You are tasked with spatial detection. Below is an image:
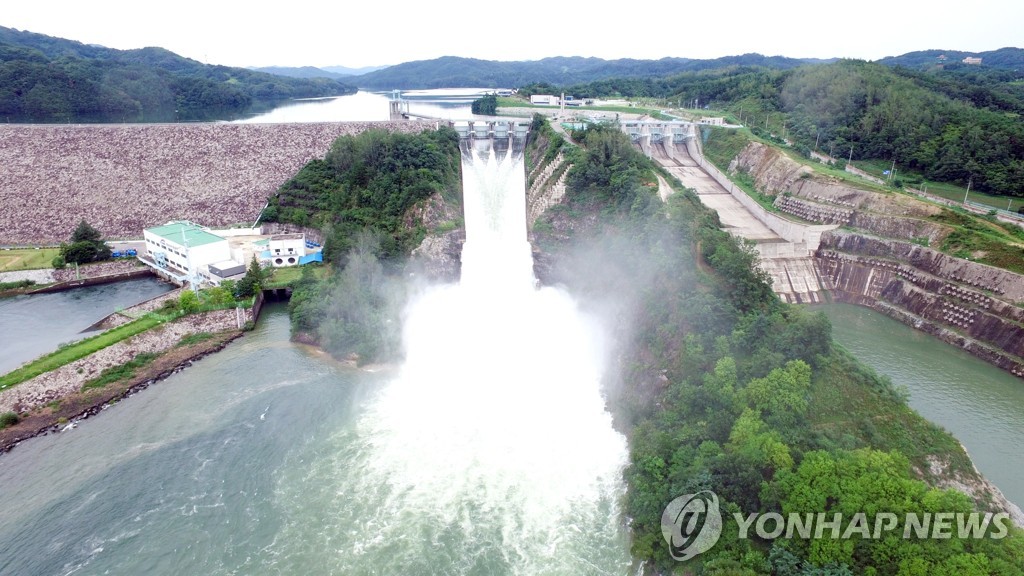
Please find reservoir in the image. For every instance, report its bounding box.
[233,89,492,123]
[817,303,1024,508]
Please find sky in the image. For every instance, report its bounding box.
[3,0,1022,70]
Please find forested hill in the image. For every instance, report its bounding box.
[0,26,357,122]
[550,57,1023,197]
[352,54,829,89]
[877,47,1024,69]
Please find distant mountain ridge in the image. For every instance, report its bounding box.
[0,25,358,122]
[251,66,350,79]
[321,64,390,76]
[351,54,834,89]
[877,47,1024,69]
[250,64,390,79]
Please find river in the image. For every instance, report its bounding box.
[0,278,173,375]
[0,142,632,575]
[817,303,1024,508]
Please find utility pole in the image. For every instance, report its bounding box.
[963,178,972,204]
[848,146,853,166]
[814,131,820,151]
[888,158,896,182]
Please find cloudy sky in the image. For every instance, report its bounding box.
[3,0,1021,69]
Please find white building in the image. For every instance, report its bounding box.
[142,221,232,285]
[262,233,306,267]
[530,94,557,105]
[699,117,725,126]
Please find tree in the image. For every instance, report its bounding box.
[178,289,200,314]
[71,219,103,243]
[471,93,497,115]
[60,219,111,264]
[745,360,812,427]
[235,255,264,298]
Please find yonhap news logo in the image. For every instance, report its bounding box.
[661,489,1012,562]
[660,490,723,561]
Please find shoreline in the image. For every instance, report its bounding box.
[0,330,242,454]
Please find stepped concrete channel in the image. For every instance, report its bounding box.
[634,124,834,303]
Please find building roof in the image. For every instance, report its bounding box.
[146,221,225,248]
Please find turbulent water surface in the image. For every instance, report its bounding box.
[0,141,631,575]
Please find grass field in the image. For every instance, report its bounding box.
[853,160,1022,213]
[0,247,60,272]
[263,265,329,289]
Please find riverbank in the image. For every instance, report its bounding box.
[0,259,160,298]
[0,330,242,453]
[0,309,249,413]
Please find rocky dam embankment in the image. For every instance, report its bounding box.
[0,121,434,246]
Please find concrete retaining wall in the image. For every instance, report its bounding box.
[209,227,263,237]
[685,138,835,252]
[28,269,156,294]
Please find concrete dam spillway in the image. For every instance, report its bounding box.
[636,123,832,304]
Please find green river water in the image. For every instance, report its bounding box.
[816,303,1024,510]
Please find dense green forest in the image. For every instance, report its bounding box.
[536,59,1024,196]
[264,127,462,362]
[530,122,1024,574]
[0,25,356,122]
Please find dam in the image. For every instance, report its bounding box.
[0,121,434,246]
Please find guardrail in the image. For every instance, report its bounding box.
[965,200,1024,222]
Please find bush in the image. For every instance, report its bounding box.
[0,411,19,429]
[0,279,35,291]
[178,290,200,314]
[51,254,66,269]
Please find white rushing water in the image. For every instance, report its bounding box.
[277,138,631,574]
